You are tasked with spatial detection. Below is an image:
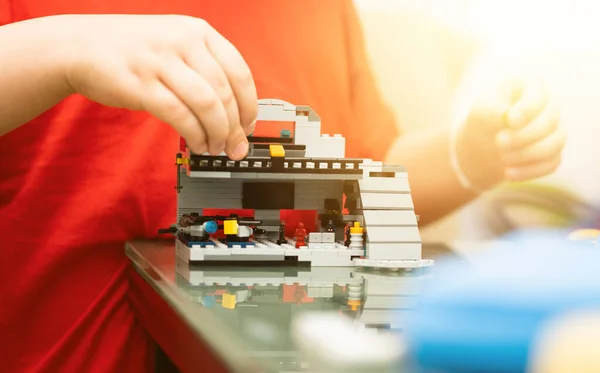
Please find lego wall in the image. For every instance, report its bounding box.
[355,0,600,241]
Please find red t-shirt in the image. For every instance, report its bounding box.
[0,1,398,372]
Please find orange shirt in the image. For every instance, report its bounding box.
[0,1,398,372]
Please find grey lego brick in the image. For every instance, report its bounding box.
[359,193,415,210]
[200,254,285,262]
[362,210,418,226]
[358,178,411,194]
[365,226,421,243]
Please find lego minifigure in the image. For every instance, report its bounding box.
[295,222,307,248]
[344,222,352,247]
[277,220,287,245]
[326,219,335,233]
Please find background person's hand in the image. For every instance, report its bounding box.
[454,77,565,190]
[59,14,257,159]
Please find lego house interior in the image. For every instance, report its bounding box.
[162,99,433,269]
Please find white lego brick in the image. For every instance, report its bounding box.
[360,193,414,210]
[366,242,422,260]
[320,287,335,298]
[297,250,312,262]
[257,105,298,121]
[284,249,300,256]
[359,161,383,176]
[236,290,250,302]
[188,171,233,178]
[362,210,418,226]
[363,295,418,309]
[189,247,205,261]
[307,286,324,298]
[230,248,285,256]
[321,232,335,243]
[361,274,432,296]
[308,243,336,249]
[358,177,410,193]
[175,240,191,262]
[366,226,421,243]
[200,248,232,256]
[258,99,296,111]
[309,250,354,267]
[295,123,321,146]
[309,232,323,243]
[309,135,345,158]
[354,258,434,269]
[349,249,365,256]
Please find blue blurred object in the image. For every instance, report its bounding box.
[203,295,216,308]
[403,230,600,373]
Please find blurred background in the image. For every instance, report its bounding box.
[354,0,600,242]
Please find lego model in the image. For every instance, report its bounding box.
[164,99,433,269]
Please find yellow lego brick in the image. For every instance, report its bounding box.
[222,293,236,309]
[176,157,189,165]
[350,222,364,234]
[568,229,600,242]
[269,144,285,158]
[223,220,238,235]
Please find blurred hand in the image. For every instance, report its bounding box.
[455,77,565,190]
[60,14,257,159]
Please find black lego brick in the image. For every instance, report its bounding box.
[242,182,295,209]
[188,155,364,175]
[369,171,396,178]
[247,136,294,144]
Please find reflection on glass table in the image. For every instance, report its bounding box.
[127,241,456,373]
[179,263,434,372]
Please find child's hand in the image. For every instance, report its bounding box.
[454,78,565,190]
[61,14,258,159]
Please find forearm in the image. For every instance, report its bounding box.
[0,16,73,135]
[384,128,479,226]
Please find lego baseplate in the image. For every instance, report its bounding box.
[176,239,435,269]
[176,238,365,267]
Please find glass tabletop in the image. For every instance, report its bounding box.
[126,240,461,373]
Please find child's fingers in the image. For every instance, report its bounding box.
[186,47,242,153]
[205,28,258,131]
[142,79,208,155]
[504,154,561,181]
[500,126,566,166]
[159,57,228,155]
[506,79,549,130]
[496,99,560,151]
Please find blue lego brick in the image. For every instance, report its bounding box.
[225,242,256,248]
[187,241,216,248]
[402,229,600,373]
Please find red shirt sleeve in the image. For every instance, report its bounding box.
[342,1,400,161]
[0,0,12,25]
